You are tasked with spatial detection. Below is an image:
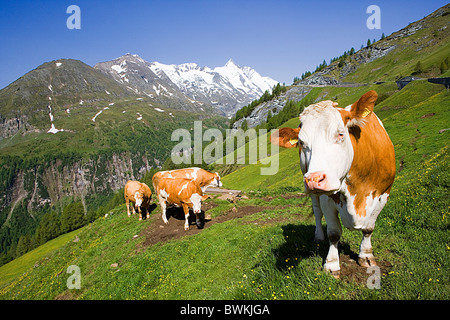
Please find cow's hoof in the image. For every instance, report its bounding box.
[358,256,377,268]
[330,270,340,279]
[324,263,340,279]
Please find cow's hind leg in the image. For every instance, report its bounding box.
[159,197,169,224]
[358,196,386,267]
[358,230,376,267]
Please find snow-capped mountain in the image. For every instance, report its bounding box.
[94,54,213,114]
[95,54,278,116]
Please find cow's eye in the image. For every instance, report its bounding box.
[336,132,345,143]
[298,139,304,147]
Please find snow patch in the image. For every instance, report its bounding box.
[56,62,62,67]
[47,123,64,134]
[92,106,110,122]
[154,107,165,112]
[111,64,126,73]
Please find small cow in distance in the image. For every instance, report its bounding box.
[271,91,396,278]
[155,177,209,231]
[124,180,152,221]
[152,167,222,194]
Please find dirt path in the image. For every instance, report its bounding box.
[139,201,276,248]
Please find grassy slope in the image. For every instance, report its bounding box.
[1,81,448,300]
[343,9,450,83]
[0,228,83,288]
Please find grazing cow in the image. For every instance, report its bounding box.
[124,180,152,221]
[155,177,209,231]
[152,167,222,193]
[271,91,396,278]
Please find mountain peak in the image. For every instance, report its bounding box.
[225,58,237,67]
[119,53,145,63]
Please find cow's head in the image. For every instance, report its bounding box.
[134,191,144,207]
[214,172,222,187]
[271,90,378,194]
[189,193,210,214]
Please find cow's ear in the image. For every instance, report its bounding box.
[344,90,378,127]
[201,194,210,201]
[270,127,301,148]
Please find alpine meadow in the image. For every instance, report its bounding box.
[0,2,449,305]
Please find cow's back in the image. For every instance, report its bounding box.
[153,168,215,187]
[125,180,141,199]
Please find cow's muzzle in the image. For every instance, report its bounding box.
[304,172,329,192]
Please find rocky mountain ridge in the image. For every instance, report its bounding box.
[233,3,449,129]
[95,54,278,117]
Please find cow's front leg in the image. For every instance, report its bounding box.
[182,203,190,231]
[324,235,341,279]
[311,194,324,241]
[321,199,342,278]
[126,198,131,217]
[138,206,143,221]
[358,230,376,267]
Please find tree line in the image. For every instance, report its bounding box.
[0,190,125,266]
[294,33,387,84]
[230,83,287,127]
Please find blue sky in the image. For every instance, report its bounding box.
[0,0,447,89]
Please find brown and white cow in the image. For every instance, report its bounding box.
[271,91,396,278]
[155,177,209,231]
[152,167,222,193]
[124,180,152,221]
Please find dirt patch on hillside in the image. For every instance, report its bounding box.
[138,203,277,248]
[339,254,393,285]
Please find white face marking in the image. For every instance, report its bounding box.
[216,174,223,187]
[299,103,354,192]
[134,191,143,207]
[189,193,202,213]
